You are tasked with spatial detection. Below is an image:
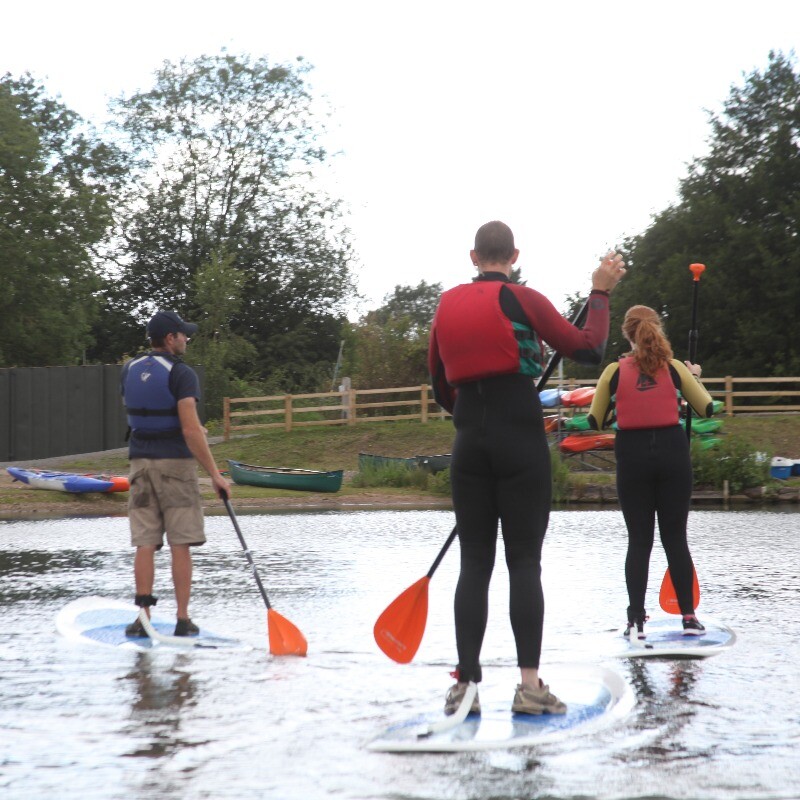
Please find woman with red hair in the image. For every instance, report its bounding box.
[588,305,713,639]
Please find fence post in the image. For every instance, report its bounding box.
[223,397,231,441]
[339,376,351,420]
[347,387,356,424]
[284,394,293,432]
[725,376,733,416]
[420,384,429,423]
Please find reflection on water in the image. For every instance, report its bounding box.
[124,653,198,759]
[0,508,799,799]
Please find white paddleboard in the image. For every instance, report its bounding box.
[367,663,634,753]
[56,596,242,650]
[614,616,736,659]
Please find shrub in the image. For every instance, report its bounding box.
[351,462,429,489]
[551,447,572,503]
[691,436,770,492]
[426,468,452,495]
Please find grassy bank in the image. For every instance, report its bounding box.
[1,415,798,512]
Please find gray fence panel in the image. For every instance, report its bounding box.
[12,370,34,461]
[1,364,206,461]
[0,372,10,461]
[104,366,128,450]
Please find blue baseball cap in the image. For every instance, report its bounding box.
[146,310,198,339]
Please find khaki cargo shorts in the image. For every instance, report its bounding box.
[128,458,206,548]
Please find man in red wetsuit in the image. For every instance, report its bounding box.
[428,220,625,716]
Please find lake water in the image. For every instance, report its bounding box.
[1,506,799,800]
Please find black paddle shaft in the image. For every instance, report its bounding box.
[425,296,591,578]
[223,495,273,610]
[686,278,702,441]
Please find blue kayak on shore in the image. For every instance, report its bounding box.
[6,466,128,493]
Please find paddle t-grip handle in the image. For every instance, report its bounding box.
[689,263,705,281]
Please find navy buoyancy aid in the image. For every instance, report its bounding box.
[614,357,680,429]
[124,354,182,439]
[433,281,541,385]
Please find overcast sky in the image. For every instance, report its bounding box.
[3,1,799,318]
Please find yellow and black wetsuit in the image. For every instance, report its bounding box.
[588,357,713,621]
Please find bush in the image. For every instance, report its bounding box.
[351,462,430,489]
[691,436,770,492]
[551,447,572,503]
[426,467,452,495]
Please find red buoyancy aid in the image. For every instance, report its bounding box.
[614,357,680,429]
[433,281,526,385]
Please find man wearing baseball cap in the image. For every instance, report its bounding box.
[120,310,230,637]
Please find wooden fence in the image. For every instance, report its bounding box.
[222,376,800,439]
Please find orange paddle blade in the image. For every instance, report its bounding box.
[659,567,701,614]
[267,608,308,656]
[373,576,430,663]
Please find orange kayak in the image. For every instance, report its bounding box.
[559,433,616,453]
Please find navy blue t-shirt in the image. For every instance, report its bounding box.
[121,352,200,460]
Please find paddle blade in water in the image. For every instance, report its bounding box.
[267,608,308,656]
[659,567,701,614]
[373,576,430,664]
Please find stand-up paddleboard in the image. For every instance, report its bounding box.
[56,596,243,650]
[367,664,634,753]
[614,616,736,659]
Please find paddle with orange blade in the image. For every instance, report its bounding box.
[222,493,307,656]
[374,526,458,663]
[373,299,591,663]
[662,262,706,612]
[659,566,700,614]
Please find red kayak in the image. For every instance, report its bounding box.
[559,433,616,453]
[560,387,596,408]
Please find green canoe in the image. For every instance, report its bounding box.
[227,460,343,493]
[358,452,418,471]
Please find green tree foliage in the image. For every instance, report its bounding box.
[0,74,124,366]
[608,51,800,377]
[187,250,257,418]
[345,281,443,388]
[102,52,355,385]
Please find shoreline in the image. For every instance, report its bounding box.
[3,449,797,519]
[1,482,796,520]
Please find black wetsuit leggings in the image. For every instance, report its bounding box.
[450,373,551,683]
[615,425,697,619]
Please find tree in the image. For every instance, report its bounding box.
[345,281,443,388]
[103,52,355,386]
[187,250,257,418]
[0,74,124,367]
[608,51,800,377]
[368,280,443,335]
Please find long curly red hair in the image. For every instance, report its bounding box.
[622,305,673,377]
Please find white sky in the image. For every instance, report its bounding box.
[3,1,799,319]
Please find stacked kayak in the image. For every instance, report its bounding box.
[563,413,591,432]
[7,467,129,493]
[560,434,616,454]
[560,387,596,407]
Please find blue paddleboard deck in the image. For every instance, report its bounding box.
[615,616,736,659]
[56,596,242,650]
[367,664,634,753]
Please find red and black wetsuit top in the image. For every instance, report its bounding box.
[428,272,610,412]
